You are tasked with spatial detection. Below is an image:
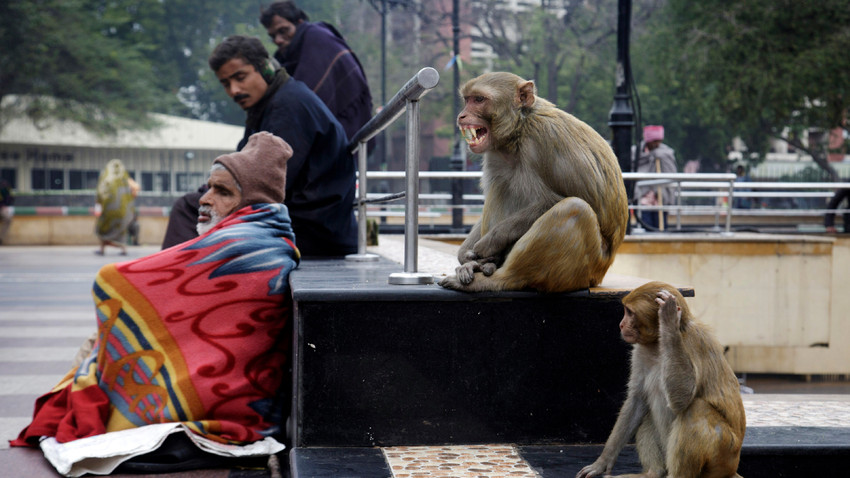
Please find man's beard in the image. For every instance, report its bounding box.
[196,205,223,236]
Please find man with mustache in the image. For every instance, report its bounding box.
[162,35,357,258]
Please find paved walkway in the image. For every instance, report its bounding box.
[2,243,849,478]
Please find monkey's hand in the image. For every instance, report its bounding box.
[455,260,480,285]
[436,262,480,290]
[576,459,612,478]
[460,251,500,277]
[471,228,511,262]
[656,289,682,333]
[438,258,500,290]
[456,258,498,284]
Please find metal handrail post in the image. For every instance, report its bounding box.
[405,100,420,271]
[346,141,379,262]
[388,99,433,284]
[724,178,734,234]
[675,181,682,230]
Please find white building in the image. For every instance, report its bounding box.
[0,108,243,195]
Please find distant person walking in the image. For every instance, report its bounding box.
[733,164,752,209]
[825,188,850,233]
[95,159,139,255]
[0,179,13,244]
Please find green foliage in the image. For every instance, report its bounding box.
[0,0,271,131]
[629,2,736,171]
[464,0,656,142]
[0,0,165,134]
[651,0,850,175]
[4,0,846,179]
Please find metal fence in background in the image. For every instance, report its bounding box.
[355,170,850,236]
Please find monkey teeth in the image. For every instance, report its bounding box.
[460,125,487,147]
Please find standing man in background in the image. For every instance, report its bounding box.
[634,125,678,231]
[260,1,373,142]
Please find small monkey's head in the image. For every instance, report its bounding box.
[620,281,690,345]
[457,72,537,154]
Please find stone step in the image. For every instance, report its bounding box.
[289,257,663,448]
[291,427,850,478]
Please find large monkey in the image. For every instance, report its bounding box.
[438,72,628,292]
[577,282,746,478]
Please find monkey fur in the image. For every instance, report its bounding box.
[439,72,628,292]
[577,281,746,478]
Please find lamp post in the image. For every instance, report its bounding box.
[608,0,635,231]
[369,0,415,172]
[450,0,465,232]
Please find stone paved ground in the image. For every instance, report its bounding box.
[369,235,850,476]
[742,393,850,427]
[2,242,849,478]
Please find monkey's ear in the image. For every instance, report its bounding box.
[517,81,536,109]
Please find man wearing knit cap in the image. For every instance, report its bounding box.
[198,132,293,235]
[13,132,301,473]
[634,125,678,230]
[162,35,357,257]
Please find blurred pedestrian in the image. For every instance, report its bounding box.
[0,179,14,244]
[260,1,373,142]
[825,188,850,233]
[733,164,752,209]
[95,159,139,255]
[634,125,678,230]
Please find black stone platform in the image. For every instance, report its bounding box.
[289,257,683,448]
[520,427,850,477]
[290,427,850,478]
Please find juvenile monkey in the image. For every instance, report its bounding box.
[438,72,628,292]
[577,281,746,478]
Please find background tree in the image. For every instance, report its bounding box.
[629,1,735,172]
[0,0,165,134]
[5,0,847,181]
[653,0,850,178]
[464,0,663,137]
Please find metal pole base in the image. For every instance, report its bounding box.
[345,253,380,262]
[388,272,434,285]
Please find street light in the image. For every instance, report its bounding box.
[367,0,415,172]
[450,0,465,232]
[608,0,635,231]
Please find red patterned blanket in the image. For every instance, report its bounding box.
[13,203,300,447]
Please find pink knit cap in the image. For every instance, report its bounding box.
[214,132,293,208]
[643,125,664,143]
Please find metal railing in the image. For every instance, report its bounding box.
[346,67,440,285]
[355,170,850,235]
[626,172,736,233]
[630,175,850,233]
[344,72,849,276]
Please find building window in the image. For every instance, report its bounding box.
[69,170,100,190]
[141,171,171,193]
[176,172,205,193]
[31,169,65,190]
[49,170,64,189]
[0,168,15,188]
